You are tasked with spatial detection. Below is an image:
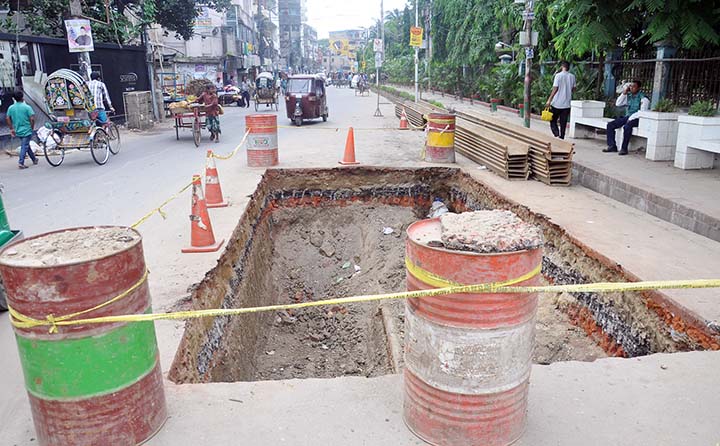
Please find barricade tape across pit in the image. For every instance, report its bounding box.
[129,129,251,229]
[7,257,720,333]
[129,120,425,229]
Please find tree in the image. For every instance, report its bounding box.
[2,0,231,44]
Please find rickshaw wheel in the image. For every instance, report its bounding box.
[294,117,302,127]
[193,119,201,147]
[107,123,121,154]
[42,130,65,167]
[91,128,110,165]
[323,115,327,122]
[254,101,258,112]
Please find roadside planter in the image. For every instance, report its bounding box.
[674,115,720,169]
[490,98,501,112]
[636,110,679,161]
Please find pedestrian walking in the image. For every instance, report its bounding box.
[6,91,38,169]
[198,85,221,143]
[545,61,575,139]
[240,77,251,108]
[604,80,650,156]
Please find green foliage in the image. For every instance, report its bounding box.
[652,98,677,112]
[2,0,231,44]
[427,99,446,109]
[688,100,718,117]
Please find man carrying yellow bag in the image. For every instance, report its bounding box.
[545,61,576,139]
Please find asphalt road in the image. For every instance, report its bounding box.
[0,86,373,237]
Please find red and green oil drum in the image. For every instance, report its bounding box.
[424,113,456,163]
[246,114,279,167]
[403,217,543,446]
[0,226,167,446]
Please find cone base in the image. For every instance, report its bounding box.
[338,160,360,165]
[181,239,225,253]
[206,201,229,208]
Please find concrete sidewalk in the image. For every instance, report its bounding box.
[393,85,720,242]
[4,351,716,445]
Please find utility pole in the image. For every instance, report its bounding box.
[522,0,534,128]
[425,1,432,92]
[414,0,419,102]
[373,0,384,117]
[257,0,265,72]
[69,0,91,80]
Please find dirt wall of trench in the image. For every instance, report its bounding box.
[168,166,718,384]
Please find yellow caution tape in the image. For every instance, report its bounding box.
[131,129,253,229]
[7,264,720,332]
[405,257,541,290]
[130,182,193,229]
[210,129,251,160]
[9,269,149,333]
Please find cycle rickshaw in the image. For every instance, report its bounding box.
[40,69,120,166]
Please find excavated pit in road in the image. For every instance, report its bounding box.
[168,167,705,384]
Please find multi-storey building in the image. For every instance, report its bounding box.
[278,0,304,73]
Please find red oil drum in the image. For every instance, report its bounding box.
[403,217,543,446]
[0,226,167,446]
[245,114,279,167]
[425,113,456,163]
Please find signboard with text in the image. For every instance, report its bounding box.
[409,27,423,47]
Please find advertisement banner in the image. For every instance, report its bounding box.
[409,26,423,47]
[65,19,94,53]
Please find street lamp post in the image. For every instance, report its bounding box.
[495,42,515,62]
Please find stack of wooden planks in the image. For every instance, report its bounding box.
[455,121,530,180]
[455,110,574,186]
[393,100,439,128]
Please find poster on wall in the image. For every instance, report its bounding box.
[65,19,94,53]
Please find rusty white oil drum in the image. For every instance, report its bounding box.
[245,114,279,167]
[424,113,456,163]
[403,216,543,446]
[0,226,167,446]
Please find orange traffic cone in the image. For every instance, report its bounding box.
[204,150,229,208]
[399,108,409,130]
[182,174,225,253]
[339,127,360,165]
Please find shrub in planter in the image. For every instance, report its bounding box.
[688,100,718,117]
[652,98,677,113]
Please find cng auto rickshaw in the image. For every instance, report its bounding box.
[284,75,329,126]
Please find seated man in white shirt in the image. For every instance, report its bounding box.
[604,80,650,156]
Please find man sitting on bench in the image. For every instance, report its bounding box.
[604,80,650,156]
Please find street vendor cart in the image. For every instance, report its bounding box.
[169,101,207,147]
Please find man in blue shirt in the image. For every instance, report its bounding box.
[605,80,650,156]
[5,91,38,169]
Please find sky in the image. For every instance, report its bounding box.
[305,0,410,39]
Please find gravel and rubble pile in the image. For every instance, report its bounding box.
[0,227,139,267]
[439,210,543,253]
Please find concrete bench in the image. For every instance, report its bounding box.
[674,115,720,169]
[569,101,645,152]
[569,101,681,160]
